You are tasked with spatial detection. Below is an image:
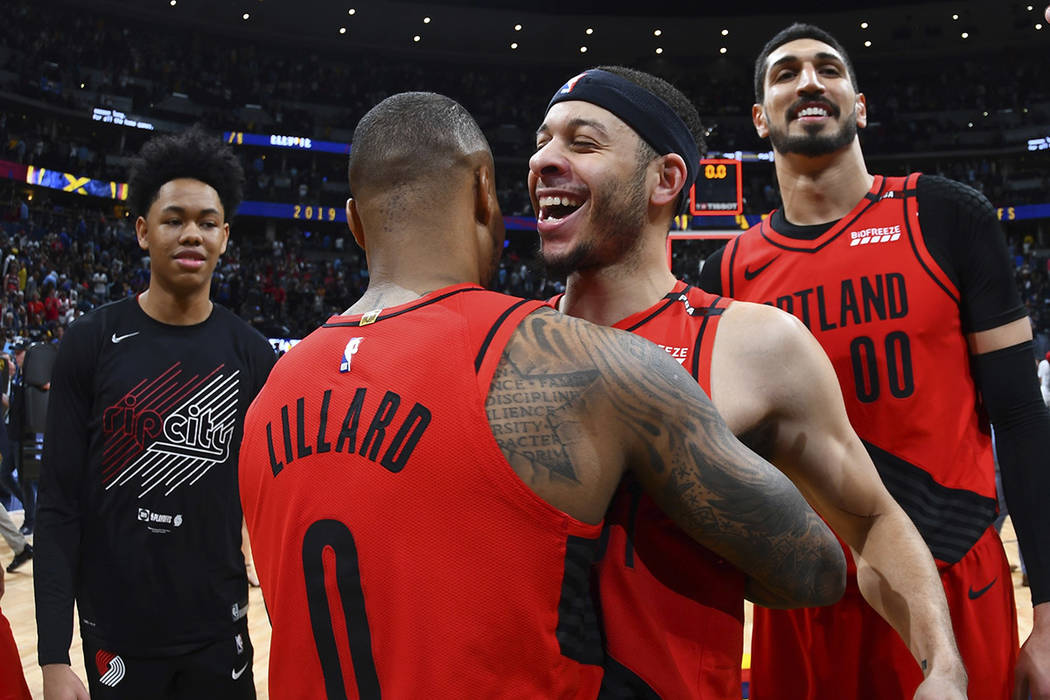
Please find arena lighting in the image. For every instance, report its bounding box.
[348,8,355,14]
[861,21,869,28]
[719,47,727,53]
[1038,23,1044,29]
[169,0,176,5]
[656,47,663,54]
[423,16,430,23]
[242,12,249,20]
[721,28,728,35]
[580,45,587,52]
[510,42,518,49]
[413,35,421,42]
[952,13,959,19]
[864,40,872,46]
[653,29,662,36]
[585,28,593,34]
[961,31,969,38]
[514,23,522,31]
[339,27,346,34]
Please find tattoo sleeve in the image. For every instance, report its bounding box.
[488,308,845,608]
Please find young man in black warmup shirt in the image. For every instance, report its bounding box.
[34,127,276,700]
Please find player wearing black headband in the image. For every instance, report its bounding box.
[531,66,966,698]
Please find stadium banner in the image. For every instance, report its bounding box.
[997,204,1050,222]
[0,160,28,182]
[25,165,128,200]
[224,131,350,154]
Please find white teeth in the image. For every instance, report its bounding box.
[798,106,829,117]
[539,195,581,207]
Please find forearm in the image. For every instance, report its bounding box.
[973,341,1050,605]
[852,508,963,681]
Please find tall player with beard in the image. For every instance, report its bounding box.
[34,127,275,700]
[238,92,847,699]
[530,66,966,698]
[699,23,1050,699]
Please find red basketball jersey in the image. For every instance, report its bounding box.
[720,174,997,564]
[240,284,606,699]
[557,282,745,699]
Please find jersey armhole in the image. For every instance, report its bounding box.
[474,299,547,394]
[904,172,961,305]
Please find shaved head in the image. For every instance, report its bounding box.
[348,92,492,199]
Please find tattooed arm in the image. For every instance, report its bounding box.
[487,307,845,608]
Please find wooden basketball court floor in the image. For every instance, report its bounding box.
[4,511,1034,699]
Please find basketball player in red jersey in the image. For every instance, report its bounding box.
[0,570,32,700]
[239,92,846,699]
[530,66,966,698]
[698,23,1050,699]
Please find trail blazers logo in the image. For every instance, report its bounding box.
[96,650,125,687]
[102,362,240,497]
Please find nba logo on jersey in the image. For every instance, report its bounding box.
[340,337,364,373]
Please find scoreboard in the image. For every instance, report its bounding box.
[689,158,742,216]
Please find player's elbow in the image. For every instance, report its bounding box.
[804,537,847,606]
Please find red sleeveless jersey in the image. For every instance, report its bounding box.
[720,173,997,565]
[240,284,605,699]
[555,282,744,699]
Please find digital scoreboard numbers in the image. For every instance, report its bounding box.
[689,159,743,216]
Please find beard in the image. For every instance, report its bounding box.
[768,106,858,157]
[538,161,649,279]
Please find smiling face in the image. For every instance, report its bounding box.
[754,38,866,158]
[136,178,229,299]
[528,101,651,278]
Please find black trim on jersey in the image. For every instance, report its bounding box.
[322,287,484,328]
[689,295,724,382]
[623,479,643,568]
[556,534,604,668]
[862,439,997,564]
[598,656,664,699]
[474,298,534,374]
[902,192,960,306]
[621,291,685,333]
[726,237,740,299]
[760,192,883,254]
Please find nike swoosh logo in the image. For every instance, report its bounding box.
[111,332,140,344]
[743,255,780,281]
[968,576,997,600]
[232,662,249,680]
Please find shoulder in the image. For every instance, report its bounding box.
[511,305,682,381]
[61,298,132,347]
[916,174,996,220]
[713,301,829,400]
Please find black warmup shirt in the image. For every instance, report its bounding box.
[35,296,275,664]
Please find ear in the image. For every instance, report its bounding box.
[474,163,497,226]
[219,222,229,256]
[135,216,149,251]
[346,198,365,249]
[855,92,868,129]
[650,153,688,210]
[752,103,769,139]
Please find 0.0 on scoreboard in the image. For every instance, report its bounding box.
[689,159,743,216]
